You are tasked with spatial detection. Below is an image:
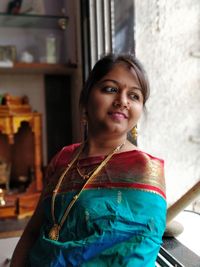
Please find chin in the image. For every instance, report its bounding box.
[107,126,128,136]
[90,121,129,136]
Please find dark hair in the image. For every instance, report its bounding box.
[79,53,150,109]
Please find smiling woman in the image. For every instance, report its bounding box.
[86,64,144,142]
[80,54,150,150]
[10,54,166,267]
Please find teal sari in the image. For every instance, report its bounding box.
[28,144,167,267]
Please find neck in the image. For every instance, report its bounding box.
[82,136,128,158]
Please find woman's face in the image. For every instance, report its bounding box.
[86,63,144,139]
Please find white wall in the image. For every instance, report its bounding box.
[0,237,19,266]
[135,0,200,205]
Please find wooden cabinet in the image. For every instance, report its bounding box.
[0,8,79,219]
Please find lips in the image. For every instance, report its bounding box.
[108,111,128,119]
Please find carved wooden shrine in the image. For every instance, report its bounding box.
[0,94,43,218]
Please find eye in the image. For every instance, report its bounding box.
[129,92,141,101]
[102,86,118,93]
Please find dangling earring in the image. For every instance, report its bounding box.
[82,111,88,141]
[131,126,138,141]
[82,112,87,125]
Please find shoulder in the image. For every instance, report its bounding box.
[138,150,164,167]
[45,143,81,179]
[134,150,164,176]
[121,149,166,195]
[125,142,164,166]
[115,149,165,181]
[54,143,81,167]
[120,149,164,169]
[137,150,166,194]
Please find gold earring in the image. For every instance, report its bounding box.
[131,126,138,140]
[82,111,88,140]
[82,111,88,125]
[82,117,87,126]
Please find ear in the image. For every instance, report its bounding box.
[81,108,88,123]
[83,106,89,115]
[81,108,88,140]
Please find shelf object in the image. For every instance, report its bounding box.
[0,12,68,30]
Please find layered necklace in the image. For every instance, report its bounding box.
[48,142,125,241]
[76,160,96,180]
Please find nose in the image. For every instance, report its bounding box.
[113,92,129,109]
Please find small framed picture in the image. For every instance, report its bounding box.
[0,46,17,62]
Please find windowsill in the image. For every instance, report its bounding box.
[162,210,200,266]
[174,210,200,257]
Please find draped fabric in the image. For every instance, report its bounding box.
[28,144,167,267]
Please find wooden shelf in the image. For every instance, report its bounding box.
[0,13,69,30]
[0,62,77,75]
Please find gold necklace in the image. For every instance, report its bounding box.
[48,142,125,241]
[76,161,97,180]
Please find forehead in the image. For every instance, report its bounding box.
[98,63,140,86]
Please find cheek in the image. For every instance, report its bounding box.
[88,92,110,112]
[129,105,143,121]
[86,96,105,118]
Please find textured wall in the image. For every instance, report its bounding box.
[135,0,200,205]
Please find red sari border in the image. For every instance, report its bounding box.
[84,182,166,199]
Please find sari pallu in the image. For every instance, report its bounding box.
[28,144,167,267]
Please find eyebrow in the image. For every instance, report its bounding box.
[99,79,142,91]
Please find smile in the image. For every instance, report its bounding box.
[108,111,128,119]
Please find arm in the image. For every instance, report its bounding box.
[10,148,66,266]
[10,196,44,267]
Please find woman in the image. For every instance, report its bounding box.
[11,54,166,266]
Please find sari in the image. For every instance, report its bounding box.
[28,143,166,267]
